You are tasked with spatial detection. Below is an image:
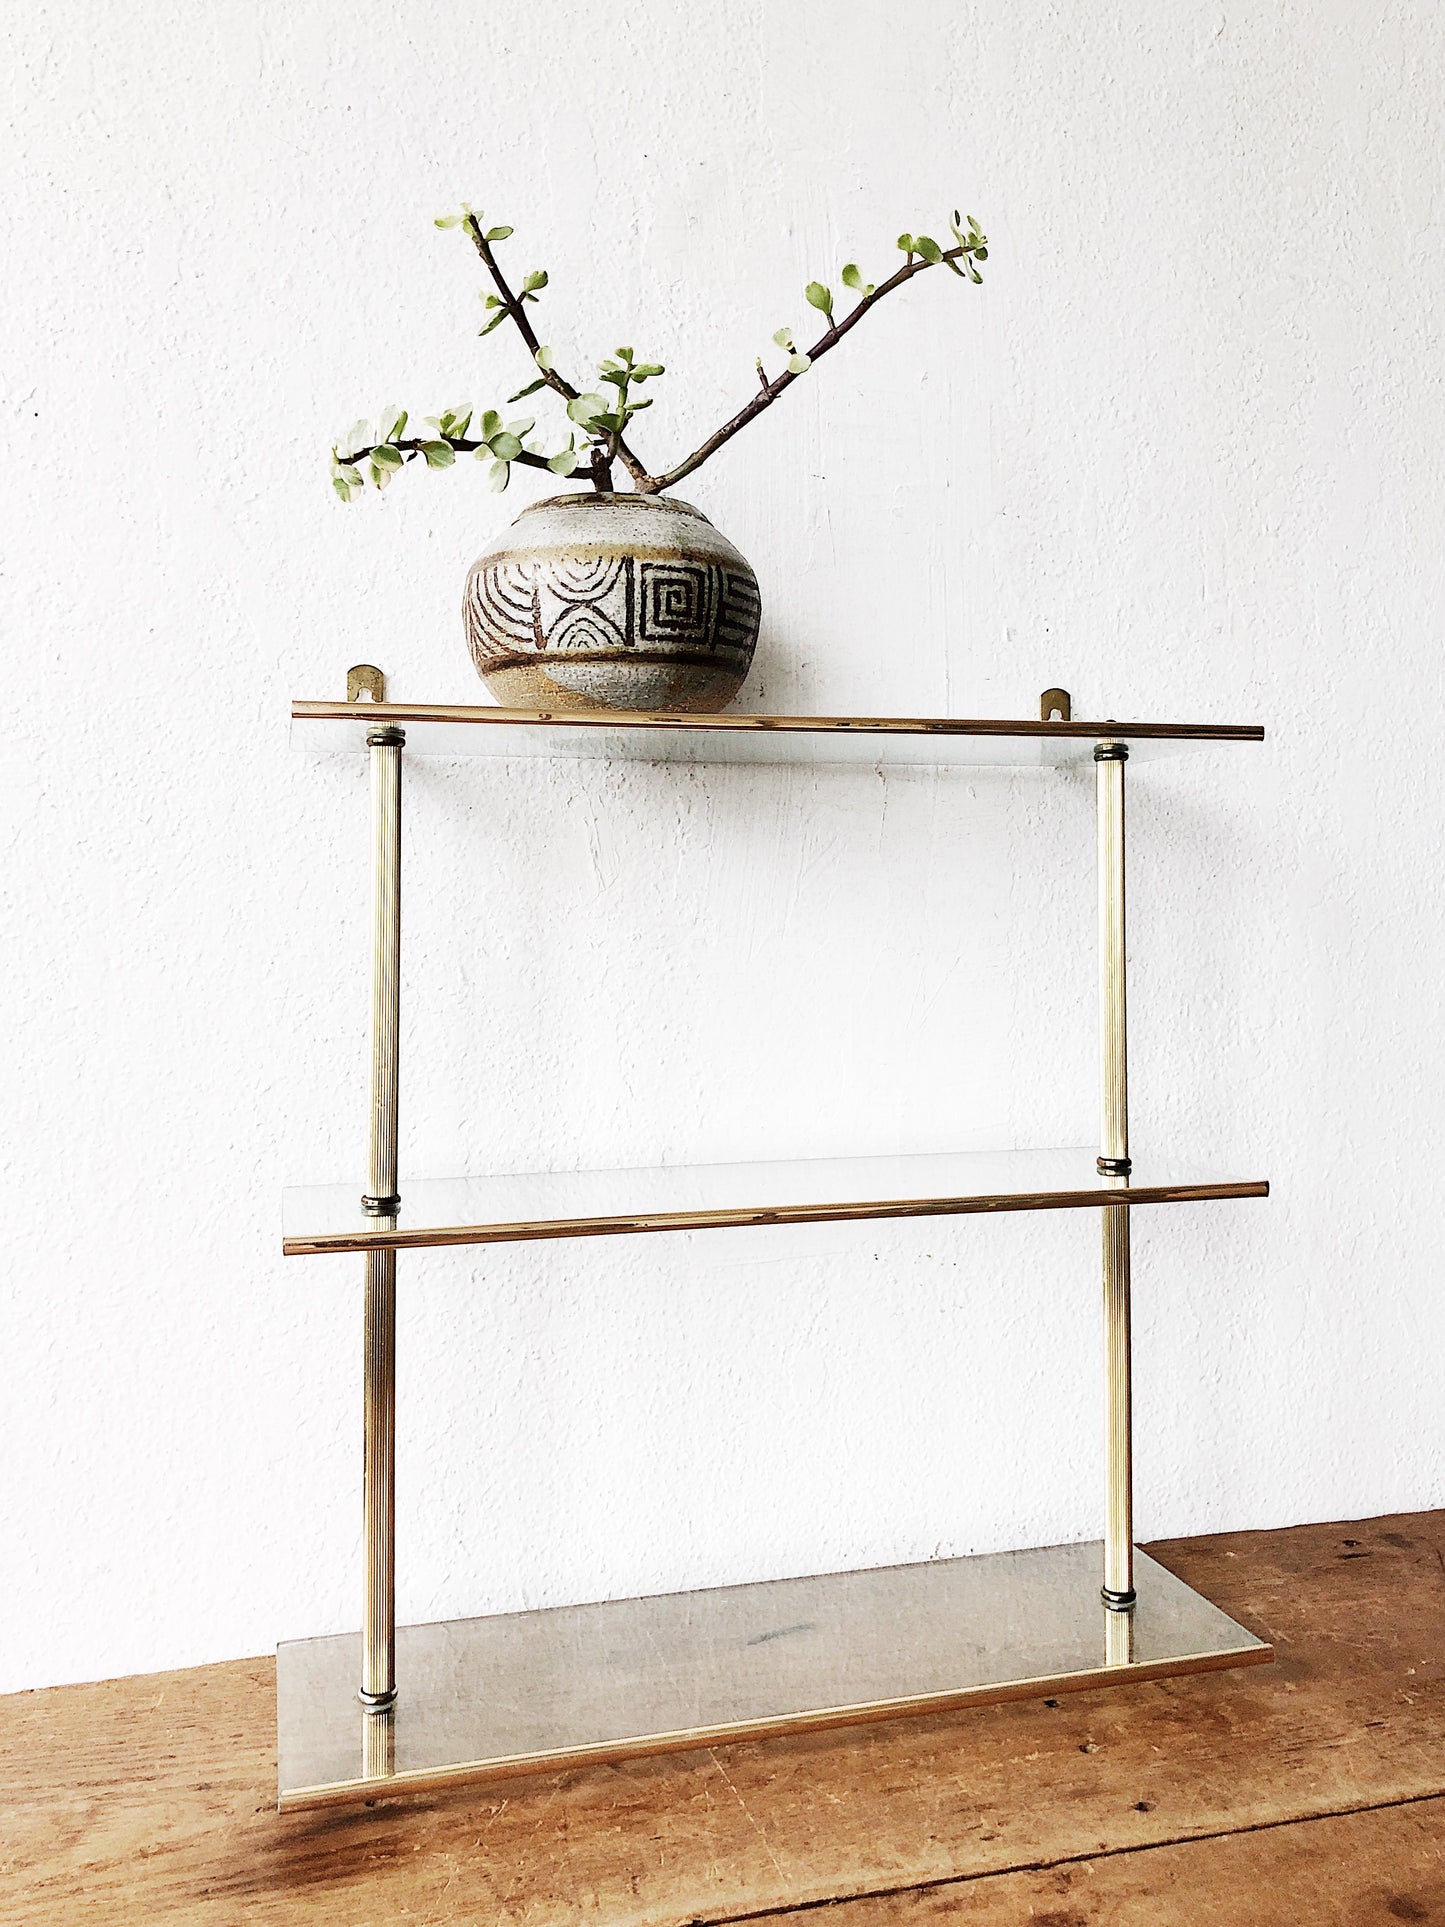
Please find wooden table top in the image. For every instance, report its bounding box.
[3,1511,1443,1925]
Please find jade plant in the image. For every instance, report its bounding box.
[331,205,989,502]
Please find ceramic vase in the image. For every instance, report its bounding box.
[463,492,761,712]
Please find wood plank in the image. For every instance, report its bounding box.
[759,1796,1445,1925]
[2,1511,1442,1926]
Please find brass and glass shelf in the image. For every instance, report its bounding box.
[278,686,1271,1812]
[291,696,1264,766]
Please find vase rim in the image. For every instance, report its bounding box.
[518,490,710,524]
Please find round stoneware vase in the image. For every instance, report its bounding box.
[463,492,761,712]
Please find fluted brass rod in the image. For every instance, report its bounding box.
[1095,742,1135,1610]
[1100,1199,1133,1605]
[361,726,403,1709]
[366,732,403,1216]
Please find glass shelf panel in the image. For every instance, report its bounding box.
[283,1146,1268,1255]
[290,704,1265,769]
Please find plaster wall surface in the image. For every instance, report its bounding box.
[3,0,1442,1691]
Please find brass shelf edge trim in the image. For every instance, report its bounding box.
[292,700,1266,743]
[283,1178,1271,1257]
[277,1640,1274,1812]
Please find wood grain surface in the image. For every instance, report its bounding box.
[765,1798,1445,1925]
[3,1511,1442,1926]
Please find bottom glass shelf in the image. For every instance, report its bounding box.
[276,1541,1272,1810]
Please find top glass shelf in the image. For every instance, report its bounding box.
[290,703,1265,769]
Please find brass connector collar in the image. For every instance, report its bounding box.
[1093,740,1129,763]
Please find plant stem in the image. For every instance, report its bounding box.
[336,437,557,475]
[645,241,977,494]
[466,216,650,491]
[355,222,983,501]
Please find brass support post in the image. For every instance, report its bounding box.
[1095,741,1135,1611]
[360,1701,396,1780]
[1104,1596,1135,1667]
[1100,1200,1133,1606]
[360,726,403,1710]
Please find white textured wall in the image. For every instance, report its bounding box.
[5,1,1443,1692]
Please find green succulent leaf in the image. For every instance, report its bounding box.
[479,308,509,335]
[974,246,988,260]
[478,410,502,440]
[547,448,579,477]
[332,476,354,500]
[505,417,535,437]
[915,235,943,264]
[786,351,811,374]
[420,440,455,468]
[481,293,504,307]
[566,392,608,426]
[632,362,665,379]
[534,345,554,370]
[483,225,513,242]
[508,377,548,402]
[487,458,511,492]
[369,460,392,490]
[488,431,522,461]
[522,269,548,292]
[772,326,793,347]
[600,368,628,388]
[434,212,463,228]
[370,442,404,470]
[336,464,364,488]
[841,262,865,292]
[805,280,833,317]
[897,233,915,254]
[377,408,406,442]
[944,256,966,277]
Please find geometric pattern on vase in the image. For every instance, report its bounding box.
[467,553,761,668]
[638,560,714,644]
[714,570,762,659]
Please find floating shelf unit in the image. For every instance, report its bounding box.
[279,690,1270,1812]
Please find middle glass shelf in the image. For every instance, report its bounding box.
[283,1146,1268,1256]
